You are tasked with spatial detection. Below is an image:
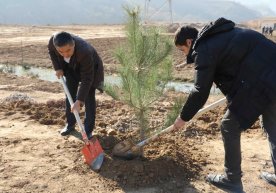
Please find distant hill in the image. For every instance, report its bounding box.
[170,0,275,23]
[0,0,275,25]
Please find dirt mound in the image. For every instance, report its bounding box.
[0,90,228,192]
[1,96,65,125]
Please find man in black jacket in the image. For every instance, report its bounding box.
[173,18,276,192]
[48,32,104,139]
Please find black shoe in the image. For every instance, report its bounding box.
[60,124,75,136]
[87,132,93,140]
[260,171,276,186]
[206,174,243,193]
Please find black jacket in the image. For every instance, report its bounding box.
[48,35,104,102]
[180,18,276,129]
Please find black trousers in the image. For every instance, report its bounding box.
[64,69,96,136]
[221,102,276,181]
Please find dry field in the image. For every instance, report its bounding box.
[0,25,275,193]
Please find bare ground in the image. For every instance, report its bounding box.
[0,25,276,193]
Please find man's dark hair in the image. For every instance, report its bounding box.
[174,26,199,46]
[53,31,74,47]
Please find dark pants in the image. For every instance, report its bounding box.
[65,69,96,136]
[221,102,276,181]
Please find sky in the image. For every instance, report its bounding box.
[128,0,276,13]
[230,0,276,12]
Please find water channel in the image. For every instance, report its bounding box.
[0,64,220,94]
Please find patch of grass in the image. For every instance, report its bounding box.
[21,63,31,70]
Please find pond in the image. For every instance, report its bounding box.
[0,64,220,94]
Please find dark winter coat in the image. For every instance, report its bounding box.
[48,34,104,102]
[180,18,276,129]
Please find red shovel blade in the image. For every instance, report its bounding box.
[81,137,104,171]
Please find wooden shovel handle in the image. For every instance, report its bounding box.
[61,76,89,143]
[136,97,226,148]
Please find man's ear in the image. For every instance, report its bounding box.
[186,39,192,47]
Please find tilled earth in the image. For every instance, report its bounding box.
[1,72,275,193]
[0,25,193,81]
[0,72,223,193]
[0,25,275,193]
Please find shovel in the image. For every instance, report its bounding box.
[112,97,226,160]
[61,76,104,171]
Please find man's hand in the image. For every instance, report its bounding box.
[71,100,83,113]
[55,70,64,79]
[173,116,186,131]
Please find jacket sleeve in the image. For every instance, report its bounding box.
[76,50,98,102]
[48,36,62,71]
[180,48,216,121]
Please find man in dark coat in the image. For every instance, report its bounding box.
[48,32,104,139]
[173,18,276,192]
